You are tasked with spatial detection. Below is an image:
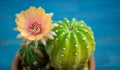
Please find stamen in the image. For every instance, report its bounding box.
[32,26,40,34]
[28,22,41,35]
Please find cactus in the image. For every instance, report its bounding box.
[19,41,49,69]
[45,18,95,70]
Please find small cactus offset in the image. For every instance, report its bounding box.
[19,41,49,70]
[46,18,95,70]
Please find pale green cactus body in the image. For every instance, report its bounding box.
[46,18,95,70]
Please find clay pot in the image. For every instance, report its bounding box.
[12,53,95,70]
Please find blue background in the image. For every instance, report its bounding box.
[0,0,120,70]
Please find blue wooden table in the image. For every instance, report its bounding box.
[0,0,120,70]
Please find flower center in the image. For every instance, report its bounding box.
[32,26,40,34]
[28,21,42,35]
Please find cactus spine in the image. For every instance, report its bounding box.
[46,18,95,70]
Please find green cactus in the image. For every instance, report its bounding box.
[45,18,95,70]
[19,41,49,68]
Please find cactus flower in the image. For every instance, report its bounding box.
[15,6,56,46]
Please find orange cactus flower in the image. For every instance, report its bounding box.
[14,6,57,46]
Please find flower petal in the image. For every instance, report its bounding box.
[27,35,36,40]
[36,34,43,40]
[17,26,30,37]
[44,15,52,25]
[50,31,57,36]
[15,12,27,28]
[37,8,46,18]
[15,6,54,41]
[40,38,46,46]
[16,34,23,38]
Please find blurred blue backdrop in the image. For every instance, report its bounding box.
[0,0,120,70]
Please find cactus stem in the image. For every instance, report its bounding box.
[46,18,95,69]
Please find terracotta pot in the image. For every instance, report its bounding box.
[12,53,95,70]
